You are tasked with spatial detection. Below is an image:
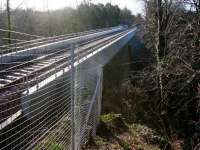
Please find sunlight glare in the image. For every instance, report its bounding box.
[10,0,79,11]
[0,0,144,15]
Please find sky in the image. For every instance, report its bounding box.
[0,0,144,15]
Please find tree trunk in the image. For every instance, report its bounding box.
[6,0,11,44]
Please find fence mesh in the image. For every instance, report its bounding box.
[0,35,103,150]
[74,63,103,149]
[0,25,132,149]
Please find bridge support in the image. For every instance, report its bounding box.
[19,27,137,150]
[73,59,103,150]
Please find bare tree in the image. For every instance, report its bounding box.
[136,0,200,149]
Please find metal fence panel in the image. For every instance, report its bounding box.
[0,41,103,150]
[0,26,136,150]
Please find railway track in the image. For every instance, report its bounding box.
[0,30,123,89]
[0,26,135,150]
[0,26,119,55]
[0,29,129,125]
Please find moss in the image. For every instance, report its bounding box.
[100,112,121,123]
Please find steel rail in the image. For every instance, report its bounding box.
[0,26,115,49]
[0,30,126,127]
[0,30,131,149]
[0,26,120,54]
[0,30,128,127]
[0,30,124,90]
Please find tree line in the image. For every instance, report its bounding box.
[129,0,200,149]
[0,2,140,45]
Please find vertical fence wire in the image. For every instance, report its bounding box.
[70,43,75,150]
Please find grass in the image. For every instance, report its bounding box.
[34,141,65,150]
[34,115,70,150]
[85,113,162,150]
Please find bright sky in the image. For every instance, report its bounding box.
[1,0,144,15]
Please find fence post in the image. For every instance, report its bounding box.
[97,65,103,126]
[70,43,75,150]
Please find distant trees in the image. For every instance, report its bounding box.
[0,2,135,44]
[68,3,133,31]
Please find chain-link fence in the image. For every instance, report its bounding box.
[0,25,136,150]
[73,63,103,150]
[0,39,103,150]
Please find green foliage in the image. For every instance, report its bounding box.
[35,142,65,150]
[48,143,65,150]
[34,137,66,150]
[100,112,121,123]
